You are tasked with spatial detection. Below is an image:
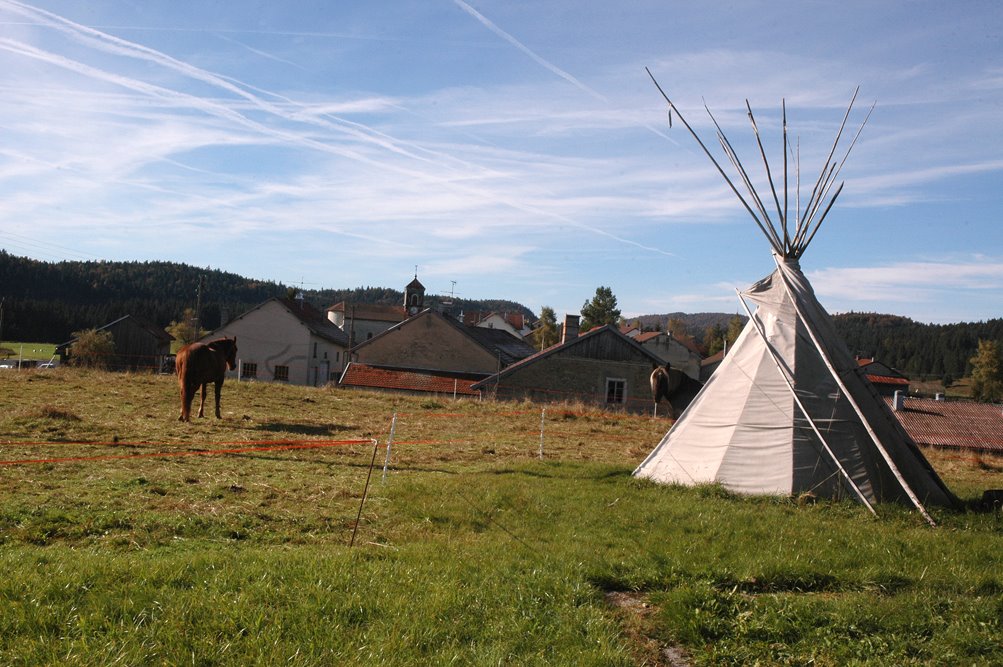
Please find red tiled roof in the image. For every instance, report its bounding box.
[339,363,480,396]
[866,374,909,386]
[887,397,1003,453]
[634,331,662,343]
[701,350,725,366]
[672,333,703,356]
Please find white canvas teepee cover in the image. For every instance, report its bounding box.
[634,257,955,509]
[636,78,957,521]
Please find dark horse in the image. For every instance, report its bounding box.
[650,361,703,418]
[176,337,237,421]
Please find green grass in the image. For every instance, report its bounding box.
[0,341,57,361]
[0,368,1000,665]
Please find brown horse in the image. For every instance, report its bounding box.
[650,361,703,418]
[176,337,237,421]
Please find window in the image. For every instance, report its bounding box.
[274,365,289,382]
[242,362,257,379]
[313,342,317,358]
[606,378,626,404]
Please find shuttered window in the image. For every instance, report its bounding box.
[606,378,626,404]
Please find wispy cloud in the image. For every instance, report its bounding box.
[0,1,1000,322]
[809,258,1003,322]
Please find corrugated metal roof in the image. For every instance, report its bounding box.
[339,363,480,395]
[887,397,1003,452]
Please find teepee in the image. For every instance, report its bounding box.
[633,74,956,524]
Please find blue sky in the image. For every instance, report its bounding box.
[0,1,1001,325]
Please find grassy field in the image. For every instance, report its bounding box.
[0,341,57,362]
[0,368,1000,665]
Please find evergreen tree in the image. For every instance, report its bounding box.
[580,286,621,330]
[704,323,726,356]
[531,306,559,351]
[969,339,1003,402]
[726,315,744,347]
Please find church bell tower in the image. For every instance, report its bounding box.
[404,272,425,317]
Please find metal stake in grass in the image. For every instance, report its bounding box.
[539,407,546,459]
[350,438,380,548]
[382,412,397,481]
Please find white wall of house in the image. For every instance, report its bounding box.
[640,334,702,380]
[209,301,347,387]
[328,311,402,345]
[473,313,522,339]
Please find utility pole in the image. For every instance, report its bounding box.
[194,275,205,338]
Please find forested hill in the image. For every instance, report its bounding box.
[0,251,531,343]
[831,312,1003,381]
[635,310,1002,381]
[3,251,999,380]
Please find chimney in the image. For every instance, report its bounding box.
[892,390,906,411]
[935,393,944,401]
[562,314,580,344]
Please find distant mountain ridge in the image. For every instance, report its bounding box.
[632,312,744,337]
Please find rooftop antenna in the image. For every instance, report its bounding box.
[442,280,458,306]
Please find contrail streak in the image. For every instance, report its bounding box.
[452,0,607,103]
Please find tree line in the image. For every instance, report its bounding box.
[829,312,1003,383]
[3,253,1000,387]
[0,251,531,344]
[557,287,1002,386]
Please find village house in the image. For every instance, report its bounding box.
[461,311,532,339]
[205,296,349,387]
[326,275,425,345]
[473,315,702,415]
[634,331,703,380]
[326,301,406,345]
[340,308,536,395]
[857,356,910,396]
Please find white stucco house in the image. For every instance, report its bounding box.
[204,296,350,387]
[461,311,532,339]
[326,301,405,345]
[634,331,703,381]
